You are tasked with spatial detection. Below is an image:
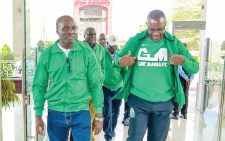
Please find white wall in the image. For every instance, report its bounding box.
[0,0,13,51]
[205,0,225,62]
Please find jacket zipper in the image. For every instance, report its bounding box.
[64,55,68,112]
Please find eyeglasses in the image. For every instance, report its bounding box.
[148,28,165,33]
[66,58,71,73]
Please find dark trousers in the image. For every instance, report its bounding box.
[103,86,122,140]
[124,102,130,119]
[173,83,190,116]
[127,94,174,141]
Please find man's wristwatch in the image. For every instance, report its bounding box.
[94,117,103,122]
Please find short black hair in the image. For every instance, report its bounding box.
[56,15,76,29]
[147,10,166,21]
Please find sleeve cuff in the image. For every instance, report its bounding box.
[35,109,43,116]
[181,56,188,69]
[95,107,103,114]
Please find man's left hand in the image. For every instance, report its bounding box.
[93,113,103,135]
[169,54,185,65]
[93,120,103,135]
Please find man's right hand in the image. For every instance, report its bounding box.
[36,116,45,136]
[119,51,137,66]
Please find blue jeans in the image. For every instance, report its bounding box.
[127,94,174,141]
[103,86,122,140]
[124,102,130,119]
[47,110,91,141]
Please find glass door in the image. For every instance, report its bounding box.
[23,0,71,140]
[200,38,225,141]
[23,0,36,140]
[23,0,47,140]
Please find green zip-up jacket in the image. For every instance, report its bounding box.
[91,43,106,83]
[104,48,128,90]
[32,40,104,116]
[112,30,199,107]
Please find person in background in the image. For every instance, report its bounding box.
[84,26,105,141]
[122,102,130,126]
[103,34,128,141]
[98,33,108,48]
[171,43,195,120]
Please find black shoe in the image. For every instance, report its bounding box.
[171,115,179,120]
[104,135,112,141]
[180,114,187,119]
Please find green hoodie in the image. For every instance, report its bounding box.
[32,40,104,116]
[103,48,128,90]
[112,30,199,107]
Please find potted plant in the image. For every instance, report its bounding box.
[0,44,20,109]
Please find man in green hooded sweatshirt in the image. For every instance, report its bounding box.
[112,10,199,141]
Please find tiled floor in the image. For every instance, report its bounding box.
[2,88,221,141]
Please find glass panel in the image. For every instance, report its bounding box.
[24,0,53,140]
[24,0,36,140]
[80,8,84,18]
[201,40,224,141]
[102,22,106,34]
[217,0,225,140]
[201,0,225,140]
[102,8,106,18]
[80,6,107,35]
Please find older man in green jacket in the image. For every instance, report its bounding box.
[83,26,105,141]
[113,10,199,141]
[32,15,104,141]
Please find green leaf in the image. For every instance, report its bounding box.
[1,44,11,53]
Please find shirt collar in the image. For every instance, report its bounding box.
[51,39,81,53]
